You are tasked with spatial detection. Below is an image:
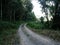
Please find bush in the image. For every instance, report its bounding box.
[0,21,21,33]
[27,22,45,29]
[0,21,21,45]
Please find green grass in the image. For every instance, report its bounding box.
[27,22,45,29]
[0,29,17,45]
[27,22,60,42]
[31,29,60,41]
[0,21,21,45]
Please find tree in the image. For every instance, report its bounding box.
[40,17,44,23]
[0,0,36,22]
[21,0,36,21]
[0,0,2,21]
[39,0,60,29]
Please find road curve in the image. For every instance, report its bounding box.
[18,24,60,45]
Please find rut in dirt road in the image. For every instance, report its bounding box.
[18,24,60,45]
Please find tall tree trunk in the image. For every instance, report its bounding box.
[1,0,2,21]
[52,1,59,29]
[46,15,49,27]
[10,15,11,22]
[14,10,15,22]
[45,11,50,28]
[10,10,12,22]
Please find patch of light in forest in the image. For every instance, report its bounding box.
[31,0,45,18]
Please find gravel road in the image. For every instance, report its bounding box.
[18,24,60,45]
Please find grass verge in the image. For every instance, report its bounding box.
[0,21,21,45]
[27,22,60,42]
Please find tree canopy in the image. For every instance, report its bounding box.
[39,0,60,29]
[0,0,36,22]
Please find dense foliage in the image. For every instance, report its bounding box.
[39,0,60,29]
[0,0,36,45]
[0,0,36,22]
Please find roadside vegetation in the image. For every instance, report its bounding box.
[27,0,60,41]
[0,0,60,44]
[27,22,60,42]
[0,0,35,45]
[0,21,21,45]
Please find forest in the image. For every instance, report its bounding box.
[0,0,36,45]
[0,0,36,22]
[27,0,60,42]
[0,0,60,45]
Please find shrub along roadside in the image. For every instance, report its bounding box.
[27,22,45,29]
[27,22,60,42]
[0,21,22,45]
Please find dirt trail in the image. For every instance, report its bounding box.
[18,24,60,45]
